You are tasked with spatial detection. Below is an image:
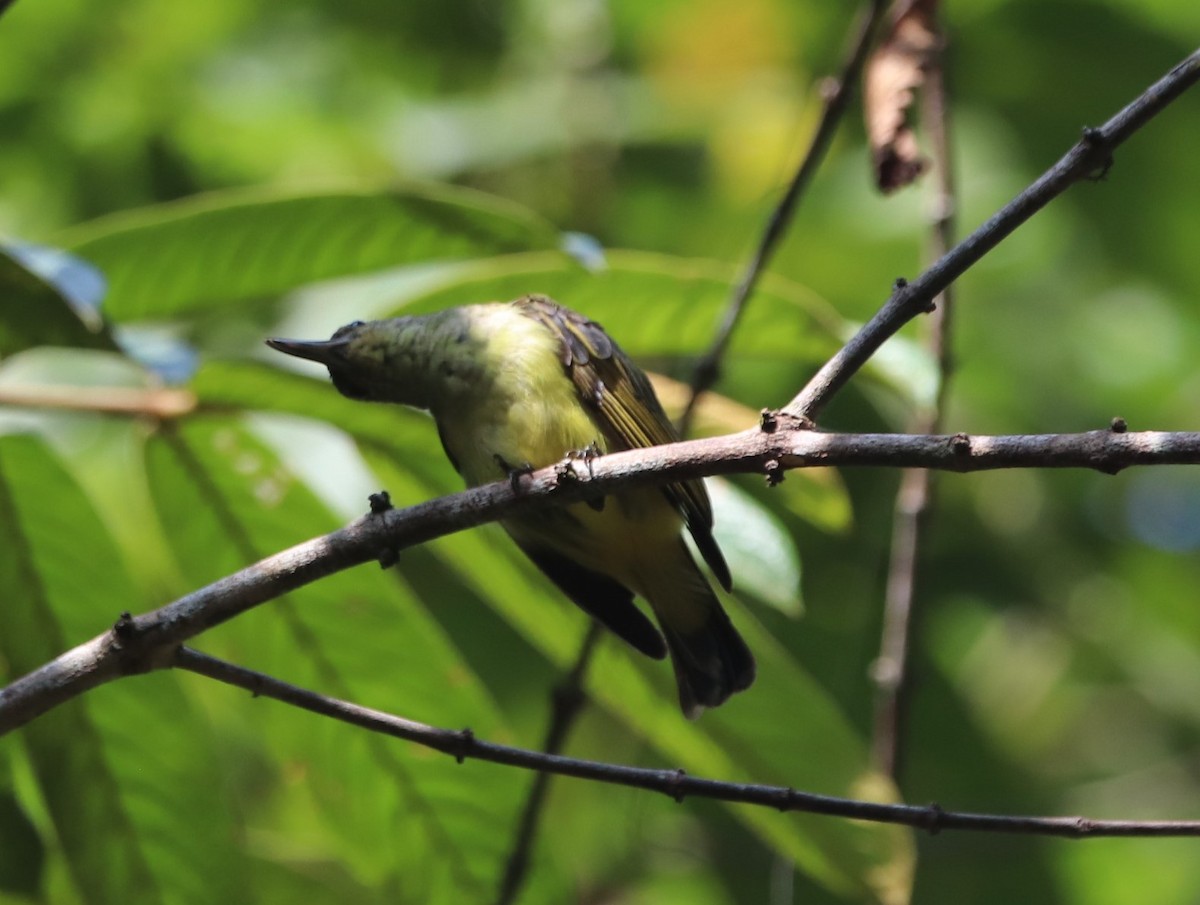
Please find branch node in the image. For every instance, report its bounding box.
[925,801,945,835]
[1073,816,1097,835]
[950,432,972,455]
[112,611,137,642]
[777,787,797,812]
[667,768,688,803]
[760,409,813,434]
[377,547,400,570]
[454,728,475,764]
[368,491,393,514]
[1081,126,1115,180]
[763,458,785,487]
[112,612,176,675]
[1110,417,1128,434]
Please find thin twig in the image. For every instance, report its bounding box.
[871,25,958,780]
[678,0,889,434]
[495,624,602,905]
[172,646,1200,838]
[0,385,196,418]
[786,47,1200,421]
[5,424,1200,735]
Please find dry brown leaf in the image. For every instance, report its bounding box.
[864,0,942,193]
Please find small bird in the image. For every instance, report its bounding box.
[267,295,755,717]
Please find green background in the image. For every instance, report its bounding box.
[1,0,1198,902]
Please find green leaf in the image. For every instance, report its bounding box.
[387,249,844,365]
[0,788,43,898]
[192,360,454,490]
[0,246,115,357]
[0,434,242,905]
[708,479,803,616]
[58,186,561,322]
[143,418,523,902]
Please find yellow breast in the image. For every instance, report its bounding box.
[432,304,604,486]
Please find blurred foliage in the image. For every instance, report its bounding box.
[0,0,1198,903]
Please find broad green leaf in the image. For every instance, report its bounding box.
[143,418,523,902]
[0,434,242,905]
[191,360,453,491]
[59,186,561,322]
[707,479,803,616]
[0,245,114,357]
[385,249,844,365]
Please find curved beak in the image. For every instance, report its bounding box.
[265,337,351,365]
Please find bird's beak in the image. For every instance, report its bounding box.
[265,337,351,365]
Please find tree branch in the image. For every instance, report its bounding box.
[679,0,889,433]
[170,646,1200,838]
[786,47,1200,421]
[4,423,1200,735]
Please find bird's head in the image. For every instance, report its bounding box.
[267,317,427,406]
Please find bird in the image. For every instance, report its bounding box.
[267,295,755,717]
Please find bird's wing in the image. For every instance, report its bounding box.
[513,536,668,659]
[516,295,732,592]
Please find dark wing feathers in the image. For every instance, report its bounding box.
[520,543,667,660]
[516,295,732,592]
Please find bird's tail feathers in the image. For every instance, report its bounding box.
[642,542,756,719]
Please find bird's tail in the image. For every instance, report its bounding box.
[640,540,756,718]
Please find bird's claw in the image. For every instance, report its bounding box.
[494,454,534,492]
[558,441,605,510]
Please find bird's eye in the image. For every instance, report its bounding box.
[331,320,366,340]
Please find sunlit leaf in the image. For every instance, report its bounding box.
[0,433,242,905]
[707,479,803,615]
[143,418,521,901]
[59,186,561,322]
[386,249,843,366]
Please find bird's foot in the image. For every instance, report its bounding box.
[556,441,605,510]
[494,454,535,492]
[570,441,602,472]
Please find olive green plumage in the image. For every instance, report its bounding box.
[268,295,755,716]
